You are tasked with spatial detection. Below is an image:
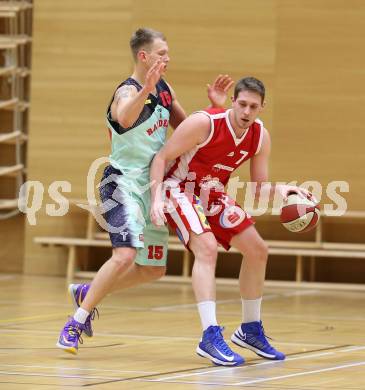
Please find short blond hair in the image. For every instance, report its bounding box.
[130,28,166,61]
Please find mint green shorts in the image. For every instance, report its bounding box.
[100,165,169,266]
[135,222,169,267]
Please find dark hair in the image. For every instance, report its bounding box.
[130,28,166,60]
[234,77,265,103]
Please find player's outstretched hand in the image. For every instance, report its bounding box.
[207,74,234,108]
[150,199,167,227]
[144,59,165,94]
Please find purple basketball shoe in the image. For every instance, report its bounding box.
[56,317,84,354]
[69,284,98,337]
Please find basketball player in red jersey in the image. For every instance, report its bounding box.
[150,77,311,366]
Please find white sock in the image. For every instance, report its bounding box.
[197,301,218,330]
[242,297,262,323]
[73,308,90,324]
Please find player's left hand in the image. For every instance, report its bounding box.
[150,199,167,227]
[278,185,317,203]
[207,74,234,108]
[144,59,166,94]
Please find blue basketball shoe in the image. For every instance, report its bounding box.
[231,321,285,360]
[196,325,244,366]
[69,283,98,337]
[56,317,84,354]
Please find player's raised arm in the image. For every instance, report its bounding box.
[111,59,165,128]
[150,113,211,226]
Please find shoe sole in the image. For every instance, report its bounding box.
[231,333,284,360]
[196,347,244,366]
[56,341,77,355]
[68,284,93,338]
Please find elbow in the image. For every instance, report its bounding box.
[118,118,133,129]
[117,114,133,128]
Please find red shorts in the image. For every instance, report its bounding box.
[165,187,254,250]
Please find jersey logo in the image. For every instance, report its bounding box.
[145,99,151,104]
[119,232,129,241]
[219,206,246,228]
[213,150,249,172]
[200,175,225,191]
[213,164,234,172]
[146,119,169,136]
[159,91,172,107]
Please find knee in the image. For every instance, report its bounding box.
[258,241,269,261]
[193,237,218,264]
[111,248,136,273]
[247,241,268,263]
[141,266,166,281]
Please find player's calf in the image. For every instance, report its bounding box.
[140,265,166,281]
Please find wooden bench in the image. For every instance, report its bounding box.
[33,199,365,288]
[34,234,365,287]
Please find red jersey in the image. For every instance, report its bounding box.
[165,108,264,195]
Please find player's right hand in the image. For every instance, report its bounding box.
[144,59,166,94]
[150,199,167,227]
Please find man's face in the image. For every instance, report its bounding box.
[231,90,264,129]
[140,38,170,75]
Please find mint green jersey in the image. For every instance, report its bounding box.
[106,77,172,189]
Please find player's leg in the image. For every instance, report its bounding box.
[231,226,268,301]
[109,263,166,292]
[67,225,168,345]
[229,226,285,360]
[189,230,218,316]
[72,264,166,302]
[109,222,169,292]
[67,183,169,347]
[167,191,244,366]
[57,246,137,354]
[57,166,144,354]
[206,193,284,360]
[79,247,137,311]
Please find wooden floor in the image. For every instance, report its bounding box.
[0,274,364,389]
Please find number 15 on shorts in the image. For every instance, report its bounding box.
[147,245,164,260]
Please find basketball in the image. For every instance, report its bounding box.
[280,192,320,233]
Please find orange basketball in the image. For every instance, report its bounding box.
[280,193,320,233]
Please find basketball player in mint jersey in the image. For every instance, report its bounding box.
[150,77,312,366]
[56,27,234,354]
